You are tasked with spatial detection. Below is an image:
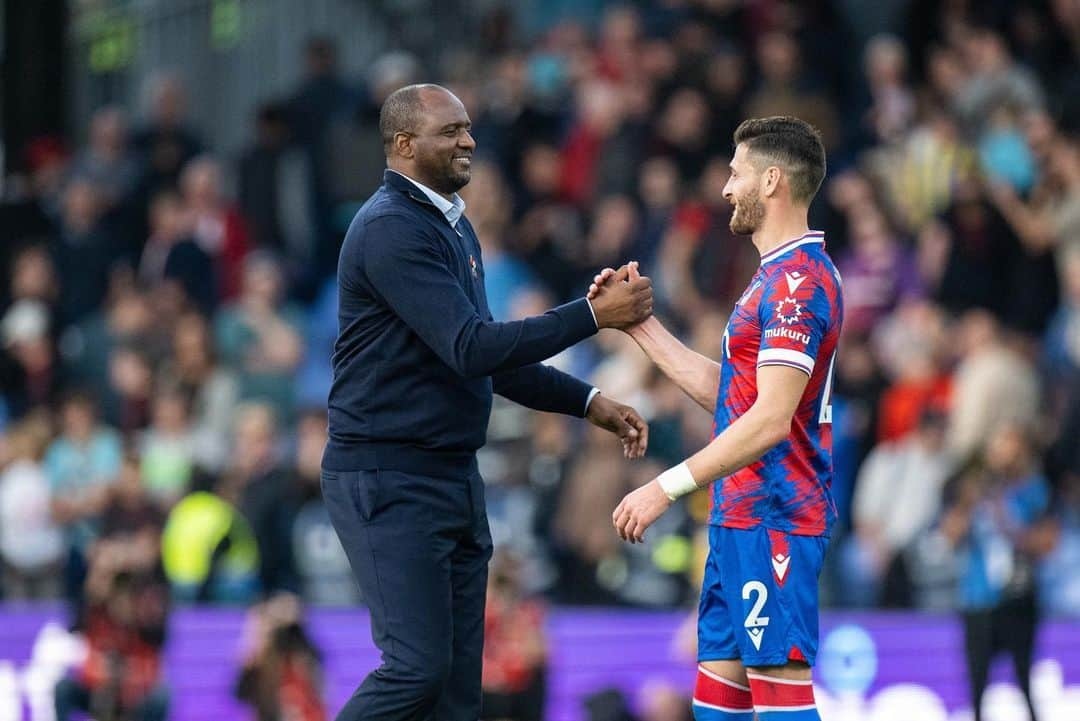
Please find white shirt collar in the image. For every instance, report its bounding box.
[389,170,466,228]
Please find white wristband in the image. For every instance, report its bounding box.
[656,462,698,501]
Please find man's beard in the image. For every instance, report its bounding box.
[445,162,471,191]
[419,154,471,193]
[729,188,765,235]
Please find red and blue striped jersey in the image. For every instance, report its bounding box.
[711,231,843,536]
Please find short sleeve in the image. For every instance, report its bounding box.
[756,266,832,376]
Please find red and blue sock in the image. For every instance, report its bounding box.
[747,671,820,720]
[691,666,754,720]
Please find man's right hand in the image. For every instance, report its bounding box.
[589,262,653,330]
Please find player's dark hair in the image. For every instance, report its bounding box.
[379,83,444,155]
[733,116,826,205]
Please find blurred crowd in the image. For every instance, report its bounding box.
[3,0,1080,716]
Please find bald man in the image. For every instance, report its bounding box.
[321,84,654,720]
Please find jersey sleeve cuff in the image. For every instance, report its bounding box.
[757,348,814,376]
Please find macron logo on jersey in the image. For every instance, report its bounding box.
[772,553,791,583]
[785,271,807,294]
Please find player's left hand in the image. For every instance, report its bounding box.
[586,394,649,459]
[613,479,671,543]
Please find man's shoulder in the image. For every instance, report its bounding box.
[765,252,842,302]
[353,188,416,227]
[343,190,424,248]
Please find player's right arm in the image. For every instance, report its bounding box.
[627,316,720,413]
[590,263,719,413]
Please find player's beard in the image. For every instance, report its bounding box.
[729,187,765,235]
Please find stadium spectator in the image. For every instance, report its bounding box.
[132,72,203,196]
[55,531,169,721]
[554,423,660,604]
[235,592,326,721]
[213,252,304,422]
[480,551,548,721]
[872,301,952,443]
[559,80,627,206]
[100,451,166,538]
[67,106,141,213]
[836,201,923,335]
[138,189,216,316]
[59,279,151,391]
[52,179,123,328]
[987,120,1079,305]
[1043,246,1080,392]
[0,298,63,419]
[161,469,259,603]
[647,88,713,187]
[0,413,63,599]
[106,345,155,434]
[940,423,1055,721]
[511,142,585,300]
[631,155,681,272]
[860,34,917,146]
[8,239,60,314]
[285,408,357,606]
[45,389,123,604]
[159,312,238,471]
[954,26,1045,137]
[3,135,69,249]
[287,36,360,278]
[744,31,839,151]
[179,156,251,300]
[934,179,1017,319]
[221,402,298,596]
[947,310,1039,462]
[136,387,202,507]
[237,103,318,295]
[1040,471,1080,617]
[844,408,953,607]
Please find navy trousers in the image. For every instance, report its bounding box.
[322,466,493,721]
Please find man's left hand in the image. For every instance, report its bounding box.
[586,394,649,459]
[613,480,671,543]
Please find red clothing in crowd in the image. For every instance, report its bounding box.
[877,374,952,442]
[80,603,164,710]
[482,596,546,694]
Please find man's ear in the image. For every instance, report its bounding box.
[762,165,782,198]
[394,131,414,160]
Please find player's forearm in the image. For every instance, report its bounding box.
[628,316,719,413]
[685,402,790,486]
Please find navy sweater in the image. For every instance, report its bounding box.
[323,170,598,476]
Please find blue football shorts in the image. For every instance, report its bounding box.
[698,524,828,667]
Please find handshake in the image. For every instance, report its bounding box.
[587,261,654,330]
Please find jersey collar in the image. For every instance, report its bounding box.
[387,169,466,228]
[759,231,825,266]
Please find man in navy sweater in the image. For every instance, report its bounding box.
[321,83,654,721]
